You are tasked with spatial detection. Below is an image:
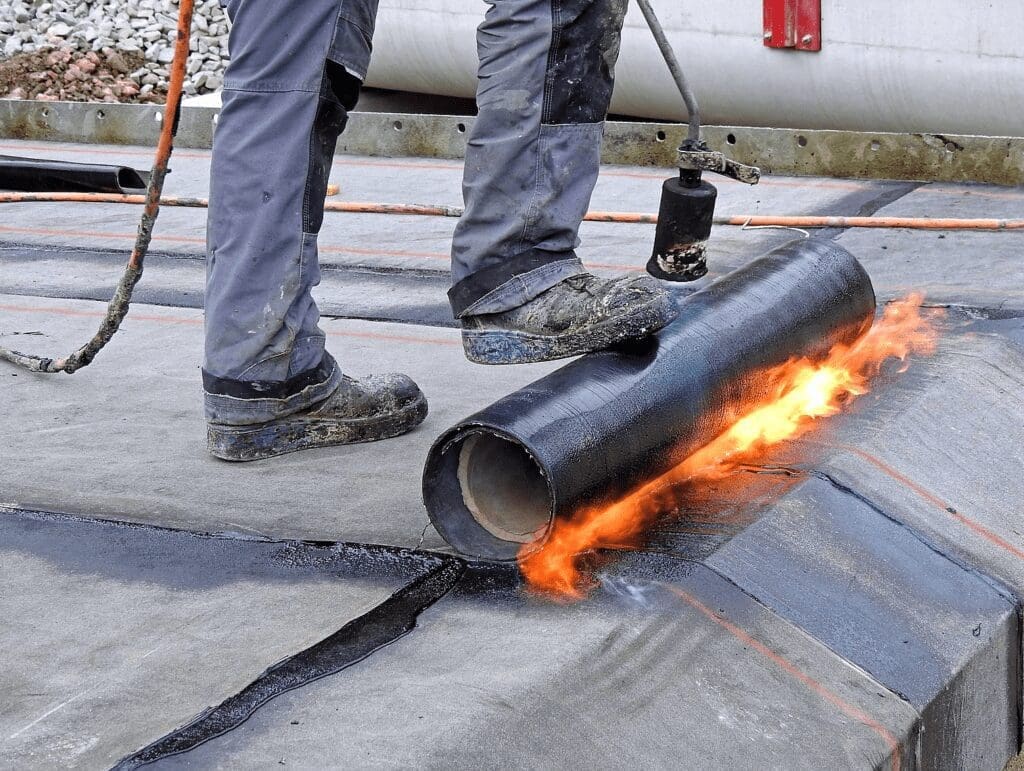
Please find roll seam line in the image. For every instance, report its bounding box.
[0,225,646,272]
[0,302,461,347]
[662,582,904,769]
[837,442,1024,562]
[3,143,1022,199]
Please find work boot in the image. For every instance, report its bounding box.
[461,273,679,365]
[207,374,428,462]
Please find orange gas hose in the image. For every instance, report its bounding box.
[2,191,1022,231]
[0,0,194,372]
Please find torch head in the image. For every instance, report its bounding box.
[647,171,717,282]
[647,141,761,282]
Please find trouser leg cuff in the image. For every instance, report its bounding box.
[450,251,586,318]
[203,354,343,426]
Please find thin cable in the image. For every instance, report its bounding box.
[722,214,1024,230]
[740,219,811,238]
[0,0,194,373]
[634,0,700,143]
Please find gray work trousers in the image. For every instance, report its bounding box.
[203,0,628,424]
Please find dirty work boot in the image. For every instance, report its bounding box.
[207,374,428,462]
[461,273,679,365]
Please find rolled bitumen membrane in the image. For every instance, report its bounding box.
[423,239,877,560]
[0,154,149,193]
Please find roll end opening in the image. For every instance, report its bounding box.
[457,432,551,543]
[423,428,554,561]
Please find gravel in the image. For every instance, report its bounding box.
[0,0,231,102]
[0,46,163,102]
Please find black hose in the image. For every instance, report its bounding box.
[0,155,149,194]
[634,0,701,143]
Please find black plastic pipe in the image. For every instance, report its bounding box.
[423,239,876,561]
[0,155,149,194]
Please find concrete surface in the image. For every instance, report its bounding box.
[152,565,922,770]
[2,137,1024,769]
[0,510,411,769]
[0,293,559,550]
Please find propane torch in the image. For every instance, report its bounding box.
[635,0,761,281]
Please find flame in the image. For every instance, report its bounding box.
[519,295,940,600]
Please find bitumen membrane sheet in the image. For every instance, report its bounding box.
[2,136,1024,769]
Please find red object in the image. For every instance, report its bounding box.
[763,0,822,51]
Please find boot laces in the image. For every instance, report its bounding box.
[564,274,601,297]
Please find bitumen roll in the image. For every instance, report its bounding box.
[422,238,877,561]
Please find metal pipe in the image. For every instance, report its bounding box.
[4,192,1022,230]
[422,239,876,560]
[365,0,1024,136]
[633,0,700,143]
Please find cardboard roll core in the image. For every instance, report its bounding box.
[456,432,551,543]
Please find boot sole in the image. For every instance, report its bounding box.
[208,395,428,462]
[462,293,679,365]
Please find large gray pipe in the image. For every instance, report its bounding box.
[422,240,876,561]
[369,0,1024,136]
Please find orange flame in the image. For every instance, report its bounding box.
[519,295,940,600]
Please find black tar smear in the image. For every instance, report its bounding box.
[113,559,465,770]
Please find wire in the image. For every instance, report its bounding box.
[722,214,1024,230]
[634,0,700,143]
[0,0,194,373]
[740,220,811,238]
[3,191,1023,230]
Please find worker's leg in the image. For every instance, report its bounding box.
[203,0,426,460]
[450,0,625,314]
[450,0,677,364]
